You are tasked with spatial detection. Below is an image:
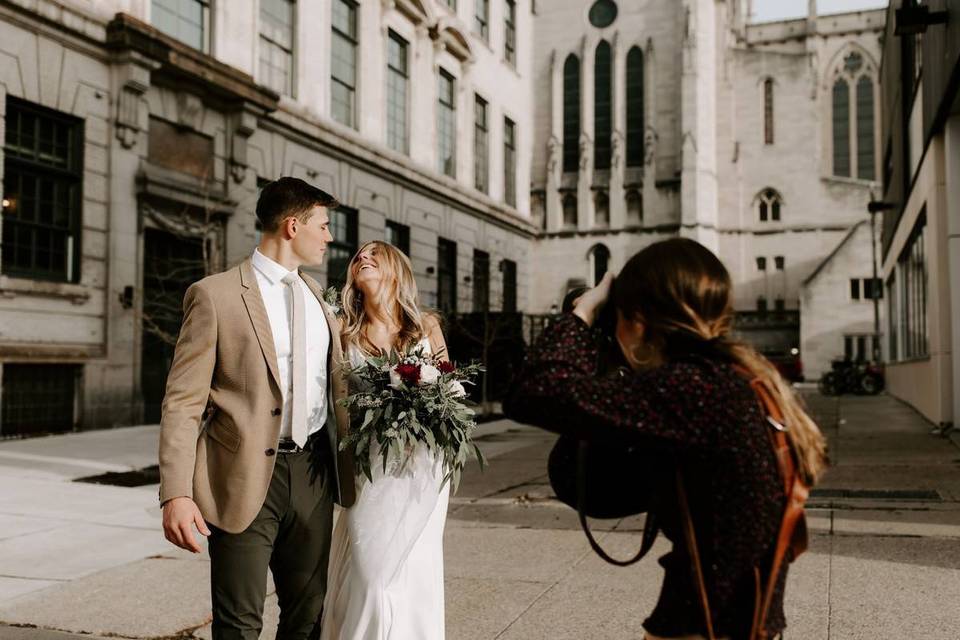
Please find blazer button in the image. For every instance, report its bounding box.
[271,408,282,416]
[265,448,276,456]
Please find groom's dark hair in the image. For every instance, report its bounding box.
[256,177,340,233]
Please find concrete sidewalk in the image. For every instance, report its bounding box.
[1,393,959,639]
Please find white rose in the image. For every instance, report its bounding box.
[419,364,441,385]
[389,368,403,389]
[448,381,467,398]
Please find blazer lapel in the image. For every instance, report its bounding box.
[240,258,282,393]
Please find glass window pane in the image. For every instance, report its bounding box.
[856,75,875,180]
[626,47,644,167]
[833,79,851,177]
[593,41,612,170]
[438,71,457,177]
[563,55,580,172]
[504,117,516,206]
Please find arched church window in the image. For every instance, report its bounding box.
[588,244,611,286]
[562,192,578,228]
[832,50,876,180]
[594,191,609,227]
[626,46,645,167]
[594,40,612,170]
[757,188,782,222]
[763,78,774,145]
[856,75,875,181]
[563,54,580,172]
[626,189,642,225]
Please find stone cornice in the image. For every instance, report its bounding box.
[261,109,539,238]
[105,13,279,113]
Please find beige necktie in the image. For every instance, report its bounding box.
[281,272,308,447]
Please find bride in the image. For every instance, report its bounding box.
[320,240,450,640]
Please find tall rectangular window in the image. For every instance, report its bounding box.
[503,117,516,206]
[331,0,358,128]
[856,76,875,180]
[437,238,458,314]
[386,30,409,154]
[385,220,410,256]
[474,0,489,41]
[504,0,516,66]
[259,0,296,97]
[774,256,785,270]
[763,78,774,145]
[832,79,851,177]
[1,364,79,436]
[2,98,83,283]
[326,206,358,290]
[438,70,457,178]
[474,95,489,193]
[897,213,927,359]
[887,272,897,360]
[501,259,517,312]
[152,0,210,51]
[473,249,490,312]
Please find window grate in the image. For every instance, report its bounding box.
[2,364,78,437]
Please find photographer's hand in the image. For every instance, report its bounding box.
[572,272,615,327]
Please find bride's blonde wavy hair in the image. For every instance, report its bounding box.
[341,241,426,354]
[613,238,828,484]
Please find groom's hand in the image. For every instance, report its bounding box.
[162,496,211,553]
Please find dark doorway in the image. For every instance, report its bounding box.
[141,227,206,423]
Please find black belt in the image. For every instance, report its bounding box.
[277,432,329,457]
[276,439,305,454]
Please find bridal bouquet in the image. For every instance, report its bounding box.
[338,345,486,491]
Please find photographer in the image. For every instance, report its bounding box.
[504,238,826,640]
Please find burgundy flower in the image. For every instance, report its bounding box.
[438,361,456,374]
[395,363,421,385]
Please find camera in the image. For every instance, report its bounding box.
[561,281,627,375]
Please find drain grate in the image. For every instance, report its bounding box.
[810,488,941,501]
[74,465,159,487]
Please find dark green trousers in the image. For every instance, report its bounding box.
[208,440,334,640]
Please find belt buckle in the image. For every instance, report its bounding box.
[277,439,302,454]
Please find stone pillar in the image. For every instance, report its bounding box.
[944,115,960,428]
[109,52,158,424]
[410,23,435,169]
[546,50,563,232]
[609,31,626,230]
[359,1,386,140]
[579,36,595,231]
[679,0,720,250]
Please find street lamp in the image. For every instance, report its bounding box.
[867,199,897,362]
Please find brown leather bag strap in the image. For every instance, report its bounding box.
[676,468,717,640]
[743,375,811,640]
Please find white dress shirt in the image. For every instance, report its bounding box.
[251,249,330,439]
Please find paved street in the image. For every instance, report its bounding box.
[1,392,959,639]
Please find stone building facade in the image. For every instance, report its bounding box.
[529,0,886,378]
[0,0,536,434]
[877,0,959,430]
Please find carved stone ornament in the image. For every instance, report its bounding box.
[114,54,157,150]
[644,125,658,166]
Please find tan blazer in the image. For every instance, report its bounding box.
[158,258,356,533]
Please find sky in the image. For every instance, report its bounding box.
[751,0,888,23]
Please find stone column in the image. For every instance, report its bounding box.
[546,50,563,232]
[609,31,627,230]
[109,52,158,424]
[578,36,595,231]
[679,0,720,250]
[944,115,960,429]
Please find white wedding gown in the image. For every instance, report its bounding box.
[320,338,449,640]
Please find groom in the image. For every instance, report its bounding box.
[159,177,356,639]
